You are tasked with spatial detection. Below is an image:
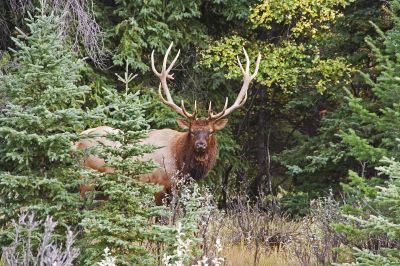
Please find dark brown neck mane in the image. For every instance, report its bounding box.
[173,132,217,181]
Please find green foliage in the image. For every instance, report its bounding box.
[275,0,393,203]
[200,0,355,202]
[162,181,217,265]
[1,0,399,263]
[110,0,205,71]
[334,158,400,265]
[76,65,167,265]
[0,9,187,266]
[340,129,386,163]
[339,10,400,170]
[333,7,400,263]
[279,190,310,217]
[206,0,256,21]
[0,9,89,250]
[77,65,219,265]
[201,37,309,90]
[250,0,351,38]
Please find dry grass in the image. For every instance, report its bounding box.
[212,208,308,266]
[222,244,301,266]
[153,189,346,266]
[202,193,348,266]
[204,197,345,265]
[217,216,311,266]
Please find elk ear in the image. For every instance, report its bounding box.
[213,119,228,131]
[176,118,190,129]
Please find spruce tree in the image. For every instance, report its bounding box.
[351,159,400,265]
[335,158,400,265]
[334,2,400,263]
[0,8,90,249]
[77,66,219,265]
[339,7,400,174]
[0,6,213,264]
[77,65,172,265]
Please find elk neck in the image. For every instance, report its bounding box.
[173,131,217,180]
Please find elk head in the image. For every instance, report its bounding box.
[151,43,261,157]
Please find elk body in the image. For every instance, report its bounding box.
[76,43,261,204]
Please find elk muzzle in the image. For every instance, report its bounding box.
[195,140,207,152]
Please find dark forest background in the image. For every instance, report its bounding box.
[1,0,400,265]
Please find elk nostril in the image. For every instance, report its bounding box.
[196,143,206,150]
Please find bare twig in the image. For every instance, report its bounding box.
[2,213,80,266]
[5,0,107,67]
[8,0,34,15]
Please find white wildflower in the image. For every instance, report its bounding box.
[97,247,117,266]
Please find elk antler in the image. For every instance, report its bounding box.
[151,42,197,120]
[208,48,261,121]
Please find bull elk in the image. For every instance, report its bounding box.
[76,43,261,204]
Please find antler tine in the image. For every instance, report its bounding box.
[208,97,228,120]
[209,48,261,121]
[243,47,250,74]
[151,50,160,77]
[153,44,260,121]
[151,42,197,120]
[167,49,181,73]
[158,84,173,108]
[237,55,245,74]
[237,91,248,107]
[251,53,262,79]
[208,101,213,118]
[181,100,197,119]
[162,42,173,73]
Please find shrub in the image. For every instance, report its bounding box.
[334,158,400,265]
[2,213,79,266]
[0,7,90,249]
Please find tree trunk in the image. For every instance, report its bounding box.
[219,164,232,209]
[248,87,267,198]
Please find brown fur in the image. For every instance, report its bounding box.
[174,131,217,181]
[75,119,227,204]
